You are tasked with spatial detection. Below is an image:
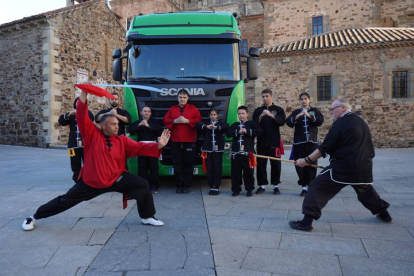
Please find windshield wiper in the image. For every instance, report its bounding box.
[176,76,219,82]
[129,77,169,83]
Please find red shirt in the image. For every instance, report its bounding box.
[163,104,201,142]
[77,100,161,188]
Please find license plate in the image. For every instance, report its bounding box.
[169,168,199,174]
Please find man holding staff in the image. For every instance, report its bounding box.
[289,99,392,232]
[22,86,170,231]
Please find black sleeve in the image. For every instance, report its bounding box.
[149,118,163,132]
[286,110,299,128]
[309,108,324,126]
[318,121,341,157]
[58,113,71,126]
[128,120,141,135]
[274,106,286,126]
[226,123,239,138]
[218,122,229,133]
[252,108,261,124]
[244,121,262,137]
[195,121,206,131]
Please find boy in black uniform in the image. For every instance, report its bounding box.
[253,89,286,195]
[286,92,324,196]
[226,106,262,197]
[128,106,163,193]
[290,99,392,232]
[196,108,229,195]
[58,97,94,182]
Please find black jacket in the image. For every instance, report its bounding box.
[253,104,286,148]
[196,120,229,152]
[128,117,163,141]
[286,107,324,144]
[95,108,132,135]
[226,120,262,153]
[58,111,94,149]
[318,112,374,184]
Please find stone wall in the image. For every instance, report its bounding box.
[382,0,414,27]
[0,19,50,147]
[263,0,414,47]
[48,0,126,147]
[110,0,184,27]
[256,45,414,148]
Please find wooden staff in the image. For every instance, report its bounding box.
[252,153,325,169]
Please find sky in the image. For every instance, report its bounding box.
[0,1,69,25]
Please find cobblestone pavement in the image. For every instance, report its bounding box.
[0,145,413,276]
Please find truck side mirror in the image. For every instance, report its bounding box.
[112,49,122,59]
[113,58,124,83]
[246,57,258,81]
[249,47,260,58]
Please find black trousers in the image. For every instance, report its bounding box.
[231,155,255,192]
[303,171,390,220]
[256,146,281,186]
[206,152,223,189]
[34,173,156,220]
[70,148,84,182]
[293,143,318,187]
[138,156,159,190]
[171,142,196,188]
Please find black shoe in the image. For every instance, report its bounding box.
[209,189,214,195]
[255,187,265,194]
[232,191,240,197]
[176,188,183,194]
[289,220,314,232]
[273,187,281,194]
[214,190,220,196]
[182,187,190,194]
[377,210,393,223]
[300,190,307,197]
[246,191,253,197]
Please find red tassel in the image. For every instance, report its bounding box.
[122,193,132,209]
[247,152,257,168]
[279,138,285,155]
[201,152,208,173]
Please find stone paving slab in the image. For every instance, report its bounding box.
[210,227,281,249]
[339,255,414,276]
[331,222,414,241]
[259,218,333,236]
[242,248,342,276]
[279,233,368,257]
[215,267,272,276]
[212,243,250,268]
[46,245,103,268]
[362,239,414,261]
[206,215,263,230]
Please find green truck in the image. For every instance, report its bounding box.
[112,11,259,176]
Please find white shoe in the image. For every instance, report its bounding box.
[141,217,164,227]
[22,217,35,231]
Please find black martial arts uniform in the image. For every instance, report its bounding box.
[226,121,262,193]
[128,118,163,192]
[286,107,324,187]
[253,104,286,186]
[196,120,229,189]
[303,112,390,220]
[58,103,94,182]
[95,107,132,135]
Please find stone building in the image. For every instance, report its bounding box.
[0,0,125,147]
[256,0,414,147]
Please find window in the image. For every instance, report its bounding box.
[240,39,248,56]
[317,76,331,101]
[312,16,323,35]
[392,71,408,98]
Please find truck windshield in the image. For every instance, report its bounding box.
[127,43,240,82]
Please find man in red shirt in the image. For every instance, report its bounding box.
[22,90,171,231]
[163,89,201,193]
